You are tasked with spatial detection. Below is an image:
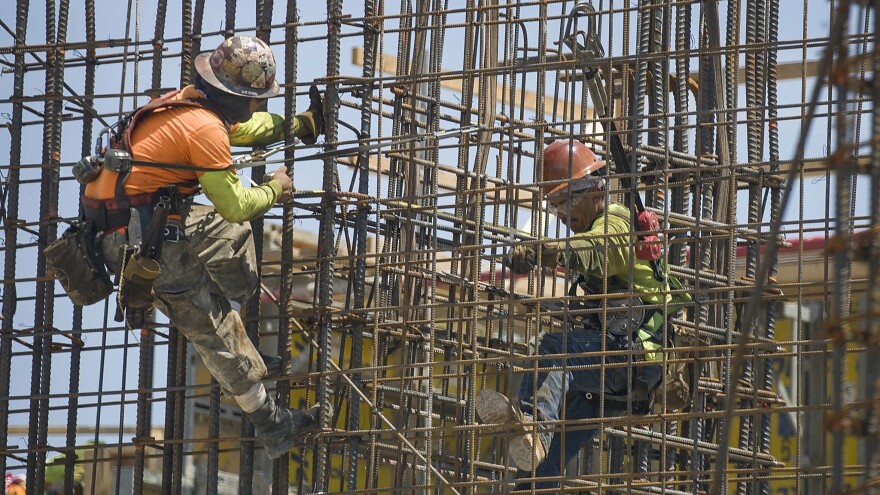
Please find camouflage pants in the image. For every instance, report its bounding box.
[101,203,267,396]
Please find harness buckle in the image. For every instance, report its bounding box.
[164,223,182,243]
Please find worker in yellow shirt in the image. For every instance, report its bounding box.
[477,139,674,488]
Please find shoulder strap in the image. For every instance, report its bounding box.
[117,92,230,153]
[111,91,227,205]
[604,204,633,227]
[113,169,130,209]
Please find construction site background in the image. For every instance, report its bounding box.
[1,0,878,494]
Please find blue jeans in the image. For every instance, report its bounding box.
[515,330,659,490]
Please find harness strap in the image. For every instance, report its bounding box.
[115,91,230,153]
[83,186,195,232]
[84,89,219,232]
[605,206,632,225]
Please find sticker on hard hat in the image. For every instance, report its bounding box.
[210,49,224,67]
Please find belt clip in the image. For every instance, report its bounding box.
[164,224,182,243]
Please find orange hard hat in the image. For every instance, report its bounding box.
[541,139,606,196]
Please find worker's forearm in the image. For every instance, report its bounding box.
[229,112,309,147]
[199,170,281,222]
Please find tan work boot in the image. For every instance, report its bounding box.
[476,389,547,471]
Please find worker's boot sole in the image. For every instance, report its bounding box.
[475,389,547,471]
[252,403,331,460]
[508,431,547,472]
[475,389,521,425]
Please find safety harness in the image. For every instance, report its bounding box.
[82,90,229,232]
[552,206,688,412]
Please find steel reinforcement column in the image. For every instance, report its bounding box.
[29,0,66,491]
[150,0,168,89]
[347,0,378,490]
[756,2,781,494]
[0,0,30,479]
[315,0,342,490]
[830,2,854,492]
[66,1,96,491]
[278,1,298,493]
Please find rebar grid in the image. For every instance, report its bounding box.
[0,1,877,494]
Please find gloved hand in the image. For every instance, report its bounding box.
[506,242,560,274]
[296,84,325,145]
[267,165,294,203]
[507,245,537,274]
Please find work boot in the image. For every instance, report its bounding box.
[476,389,547,472]
[247,396,326,459]
[259,352,288,381]
[296,84,325,145]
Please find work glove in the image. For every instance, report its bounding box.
[506,242,560,274]
[296,84,325,145]
[264,165,294,203]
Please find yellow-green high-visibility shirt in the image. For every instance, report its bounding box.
[557,202,668,305]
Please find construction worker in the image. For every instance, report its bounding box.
[5,473,25,495]
[82,36,325,459]
[476,139,670,487]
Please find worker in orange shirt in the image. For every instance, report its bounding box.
[81,36,326,459]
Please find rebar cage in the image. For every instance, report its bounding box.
[1,0,878,494]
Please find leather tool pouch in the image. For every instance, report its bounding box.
[45,221,114,306]
[121,253,161,310]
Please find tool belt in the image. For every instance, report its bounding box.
[44,220,114,306]
[82,191,153,232]
[83,184,193,233]
[114,189,182,324]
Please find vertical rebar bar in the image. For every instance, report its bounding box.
[64,2,95,492]
[755,2,780,495]
[171,331,187,495]
[161,329,178,492]
[347,0,378,490]
[29,0,65,491]
[0,0,29,482]
[151,0,168,89]
[133,326,152,495]
[191,0,205,62]
[831,1,853,491]
[279,1,298,493]
[315,0,343,490]
[736,6,763,490]
[180,0,193,85]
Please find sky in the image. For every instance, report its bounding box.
[0,0,874,474]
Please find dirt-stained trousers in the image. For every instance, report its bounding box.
[100,203,267,396]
